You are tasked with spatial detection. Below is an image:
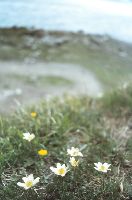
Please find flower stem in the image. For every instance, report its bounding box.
[102,175,105,197]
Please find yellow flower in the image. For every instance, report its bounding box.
[38,149,48,156]
[31,112,37,118]
[69,157,79,167]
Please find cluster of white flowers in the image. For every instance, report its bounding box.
[50,147,83,177]
[67,147,83,168]
[23,132,35,142]
[17,133,111,190]
[49,147,111,179]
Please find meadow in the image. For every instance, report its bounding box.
[0,28,132,199]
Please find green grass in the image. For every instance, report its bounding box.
[0,86,132,200]
[10,74,73,86]
[0,74,73,89]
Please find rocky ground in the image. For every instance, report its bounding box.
[0,27,132,114]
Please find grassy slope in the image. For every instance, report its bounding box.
[0,87,132,200]
[1,28,132,89]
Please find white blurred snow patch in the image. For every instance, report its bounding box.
[0,88,22,101]
[97,92,104,98]
[122,82,129,89]
[15,88,22,95]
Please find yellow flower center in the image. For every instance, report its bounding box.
[38,149,48,156]
[58,168,65,175]
[31,112,37,118]
[25,181,33,188]
[100,165,106,171]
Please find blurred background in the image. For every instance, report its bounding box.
[0,0,132,113]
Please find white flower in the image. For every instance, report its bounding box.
[67,147,83,157]
[69,157,79,167]
[17,174,40,190]
[94,162,111,173]
[23,132,35,142]
[50,163,69,177]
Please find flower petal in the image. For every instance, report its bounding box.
[22,177,27,183]
[78,152,83,157]
[33,177,40,185]
[56,163,62,168]
[17,182,26,188]
[28,174,34,182]
[94,167,99,171]
[50,167,56,173]
[104,163,111,167]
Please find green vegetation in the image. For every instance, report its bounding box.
[0,86,132,200]
[0,74,73,89]
[0,28,132,90]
